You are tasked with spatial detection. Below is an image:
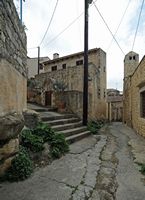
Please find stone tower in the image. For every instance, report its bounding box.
[123,51,139,126]
[124,51,139,79]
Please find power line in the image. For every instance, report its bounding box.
[93,1,125,55]
[42,0,98,49]
[42,12,84,48]
[132,0,144,51]
[107,0,131,51]
[39,0,59,46]
[27,46,38,50]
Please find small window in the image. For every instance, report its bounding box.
[98,88,101,98]
[39,64,43,70]
[129,56,132,60]
[76,60,83,66]
[51,65,57,71]
[104,89,106,98]
[133,56,136,60]
[104,66,106,72]
[62,64,66,69]
[140,91,145,118]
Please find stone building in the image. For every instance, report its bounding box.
[123,51,145,137]
[107,89,123,122]
[34,48,107,120]
[27,56,49,78]
[0,0,27,175]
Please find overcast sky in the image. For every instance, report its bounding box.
[14,0,145,91]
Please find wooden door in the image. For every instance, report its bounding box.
[45,91,52,106]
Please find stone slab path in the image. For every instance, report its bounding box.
[1,122,145,200]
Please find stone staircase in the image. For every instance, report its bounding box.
[40,113,91,144]
[28,104,91,144]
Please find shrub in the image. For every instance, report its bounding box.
[32,122,55,142]
[139,163,145,175]
[21,122,69,159]
[21,129,44,152]
[50,133,69,158]
[5,146,33,181]
[87,120,104,134]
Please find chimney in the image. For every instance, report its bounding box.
[53,53,59,59]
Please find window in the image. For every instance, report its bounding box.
[39,64,43,70]
[62,63,66,69]
[104,89,106,98]
[133,56,136,60]
[51,65,57,71]
[104,66,106,72]
[129,56,132,60]
[140,91,145,118]
[76,60,83,66]
[98,88,101,98]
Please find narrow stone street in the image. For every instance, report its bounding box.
[1,123,145,200]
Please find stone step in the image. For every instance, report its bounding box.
[45,118,80,126]
[52,121,82,132]
[66,131,91,144]
[33,108,48,112]
[41,114,77,122]
[33,107,57,112]
[58,126,88,137]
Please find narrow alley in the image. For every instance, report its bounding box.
[1,123,145,200]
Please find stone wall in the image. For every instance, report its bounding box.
[35,63,106,120]
[0,0,27,175]
[53,91,92,119]
[123,56,145,137]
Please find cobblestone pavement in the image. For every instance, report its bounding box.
[1,122,145,200]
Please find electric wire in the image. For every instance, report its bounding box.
[132,0,144,51]
[42,12,83,48]
[93,1,125,55]
[107,0,131,51]
[39,0,59,46]
[42,0,98,49]
[27,46,38,50]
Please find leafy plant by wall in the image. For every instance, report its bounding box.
[50,133,69,158]
[4,146,33,182]
[87,120,104,134]
[20,122,69,159]
[32,122,55,142]
[21,129,44,152]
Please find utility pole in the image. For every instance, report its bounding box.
[20,0,25,24]
[38,46,40,75]
[83,0,92,125]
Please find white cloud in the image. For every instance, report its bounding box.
[14,0,145,91]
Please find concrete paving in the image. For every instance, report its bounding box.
[1,123,145,200]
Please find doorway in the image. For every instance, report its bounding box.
[45,91,52,106]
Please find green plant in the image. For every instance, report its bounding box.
[52,80,67,92]
[87,120,104,134]
[32,122,55,142]
[21,123,69,159]
[139,163,145,175]
[4,146,33,181]
[50,133,69,158]
[21,129,44,152]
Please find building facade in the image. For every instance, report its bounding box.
[33,48,107,120]
[27,56,49,78]
[123,51,145,137]
[107,89,123,122]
